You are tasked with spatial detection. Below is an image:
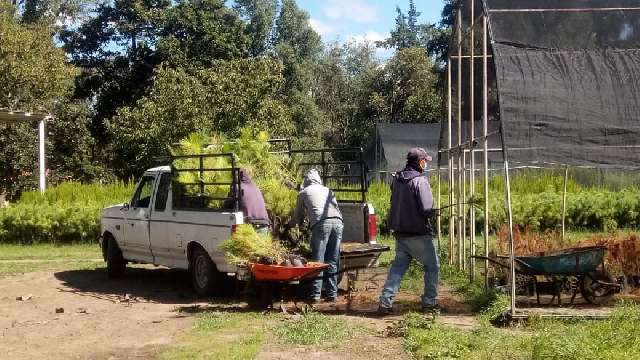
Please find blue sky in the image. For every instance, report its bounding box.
[297,0,446,58]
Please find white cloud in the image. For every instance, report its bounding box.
[323,0,379,23]
[309,18,339,37]
[347,31,388,45]
[345,31,393,60]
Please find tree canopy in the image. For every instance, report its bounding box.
[0,0,455,196]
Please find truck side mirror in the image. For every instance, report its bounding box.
[120,203,130,211]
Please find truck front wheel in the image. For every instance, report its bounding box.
[106,236,126,278]
[190,247,218,296]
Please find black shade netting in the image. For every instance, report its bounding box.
[483,1,640,168]
[365,123,441,173]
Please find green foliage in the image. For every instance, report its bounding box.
[0,181,134,244]
[370,47,442,123]
[405,302,640,360]
[110,59,294,177]
[158,0,249,68]
[171,132,233,206]
[368,181,392,231]
[219,224,286,264]
[377,1,423,50]
[169,128,298,218]
[233,0,278,57]
[0,4,77,109]
[162,311,266,360]
[276,311,355,346]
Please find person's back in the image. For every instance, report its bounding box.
[238,170,269,226]
[379,148,439,314]
[289,169,343,303]
[389,167,433,236]
[291,170,342,227]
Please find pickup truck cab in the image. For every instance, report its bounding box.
[100,149,386,296]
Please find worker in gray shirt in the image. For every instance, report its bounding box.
[288,169,343,302]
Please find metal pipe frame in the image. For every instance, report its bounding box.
[437,166,442,249]
[482,14,490,286]
[447,58,455,265]
[469,0,477,281]
[443,3,493,276]
[462,150,467,271]
[38,119,46,193]
[457,7,464,268]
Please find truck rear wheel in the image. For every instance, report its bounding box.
[190,247,218,296]
[106,236,126,279]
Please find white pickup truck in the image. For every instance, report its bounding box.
[100,150,386,296]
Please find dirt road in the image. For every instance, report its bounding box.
[0,265,475,359]
[0,266,204,359]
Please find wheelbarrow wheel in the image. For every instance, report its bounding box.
[580,271,615,305]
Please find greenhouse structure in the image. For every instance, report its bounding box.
[440,0,640,317]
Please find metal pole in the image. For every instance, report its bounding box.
[457,7,463,269]
[482,14,490,286]
[469,0,476,281]
[462,150,467,271]
[447,58,455,265]
[38,119,46,193]
[437,167,442,249]
[562,165,569,242]
[504,160,517,315]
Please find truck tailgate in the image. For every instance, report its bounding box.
[340,243,390,270]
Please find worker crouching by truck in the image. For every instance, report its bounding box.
[378,148,440,315]
[287,169,343,303]
[226,169,271,234]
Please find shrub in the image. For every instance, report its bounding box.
[0,181,134,244]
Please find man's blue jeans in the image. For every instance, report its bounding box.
[379,234,439,308]
[310,218,343,300]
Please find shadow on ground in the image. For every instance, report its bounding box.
[54,266,229,305]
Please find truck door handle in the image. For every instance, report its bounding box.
[130,222,135,227]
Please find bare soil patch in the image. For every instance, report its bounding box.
[1,262,476,360]
[0,266,205,360]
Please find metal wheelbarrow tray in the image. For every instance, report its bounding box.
[474,245,621,305]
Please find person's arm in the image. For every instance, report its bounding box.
[414,177,436,219]
[288,192,305,227]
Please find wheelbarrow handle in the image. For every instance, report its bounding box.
[471,255,536,275]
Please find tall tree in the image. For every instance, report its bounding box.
[313,41,379,147]
[369,47,441,124]
[109,58,293,177]
[157,0,249,68]
[271,0,325,143]
[0,3,98,197]
[233,0,277,57]
[377,2,421,50]
[60,0,170,145]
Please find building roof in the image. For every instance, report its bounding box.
[0,110,51,123]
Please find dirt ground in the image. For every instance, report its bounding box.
[0,266,204,359]
[0,265,474,360]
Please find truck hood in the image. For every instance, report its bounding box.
[102,204,126,218]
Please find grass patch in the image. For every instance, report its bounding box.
[0,261,101,276]
[0,243,100,260]
[405,302,640,360]
[161,312,267,360]
[276,311,356,346]
[0,243,103,276]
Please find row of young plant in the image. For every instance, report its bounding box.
[2,152,638,244]
[369,175,640,234]
[0,182,134,244]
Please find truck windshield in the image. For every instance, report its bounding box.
[132,176,155,208]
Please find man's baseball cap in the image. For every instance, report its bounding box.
[407,147,433,162]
